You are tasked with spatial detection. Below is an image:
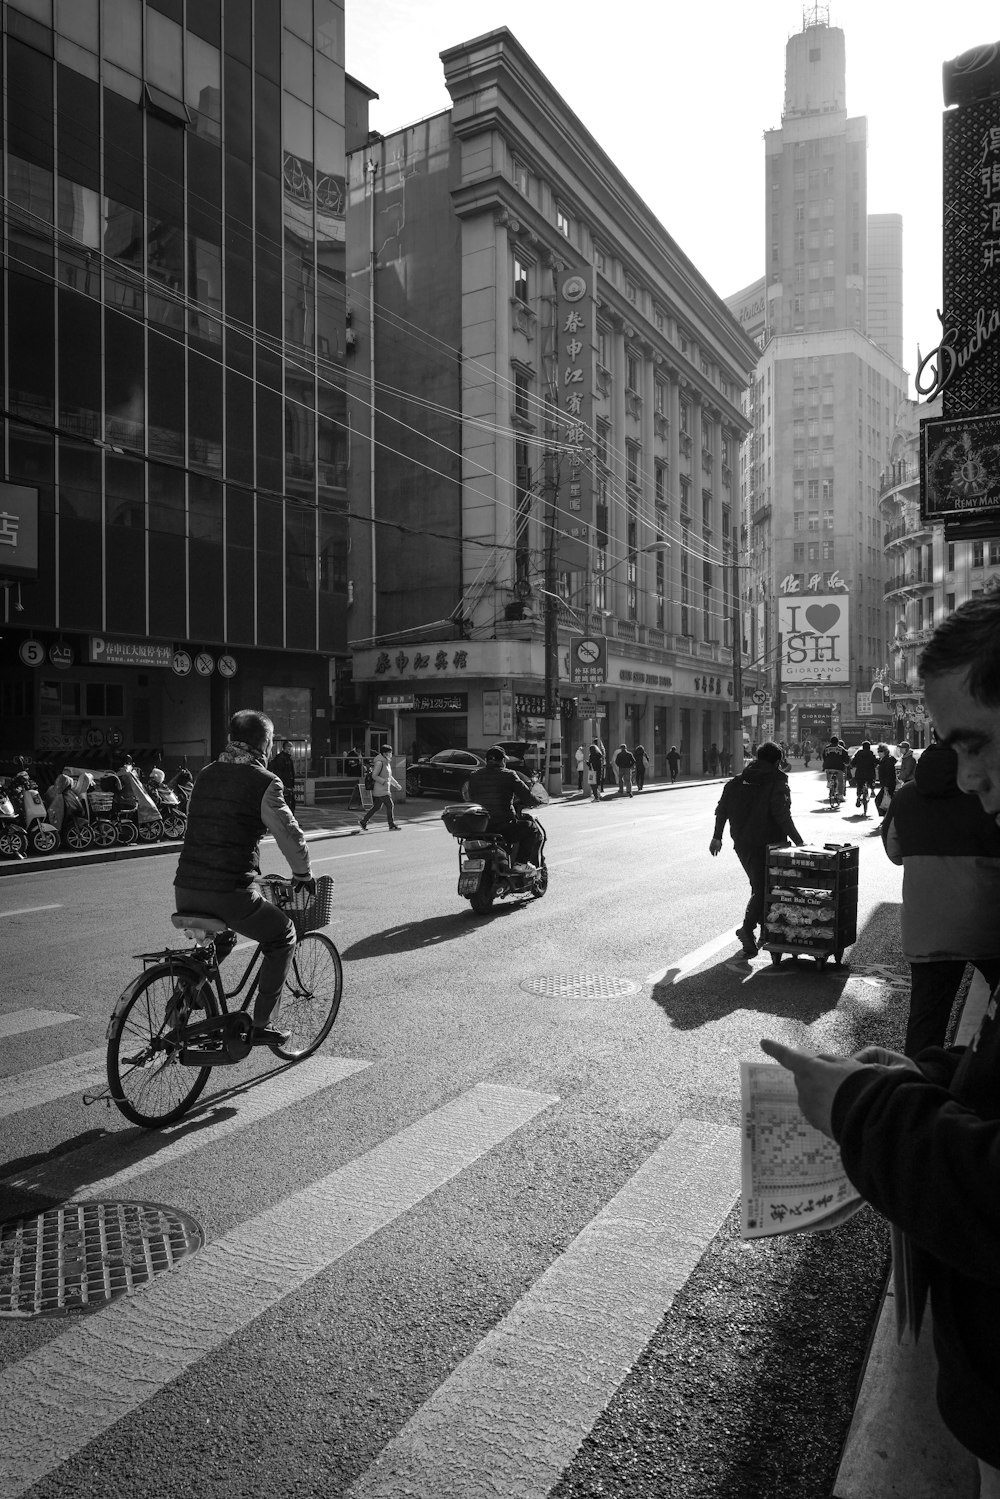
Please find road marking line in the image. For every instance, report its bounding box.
[0,1082,558,1499]
[0,1008,79,1039]
[0,1047,105,1119]
[1,1055,372,1202]
[0,903,62,918]
[348,1117,741,1499]
[646,928,738,986]
[310,849,384,863]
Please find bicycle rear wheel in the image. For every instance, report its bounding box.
[107,966,219,1128]
[270,932,343,1060]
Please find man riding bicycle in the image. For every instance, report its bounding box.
[821,736,851,802]
[851,739,878,809]
[174,709,314,1047]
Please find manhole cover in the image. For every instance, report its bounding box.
[520,974,643,1000]
[0,1200,204,1319]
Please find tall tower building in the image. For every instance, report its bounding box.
[728,7,908,746]
[868,214,904,366]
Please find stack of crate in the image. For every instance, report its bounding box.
[761,843,859,968]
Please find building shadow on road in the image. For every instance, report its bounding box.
[650,954,846,1029]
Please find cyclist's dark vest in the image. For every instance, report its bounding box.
[174,760,274,891]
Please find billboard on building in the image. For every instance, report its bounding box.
[553,266,595,571]
[920,411,1000,523]
[777,595,850,684]
[0,483,38,580]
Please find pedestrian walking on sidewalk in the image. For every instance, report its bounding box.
[762,592,1000,1498]
[614,743,635,797]
[666,745,680,783]
[587,741,604,802]
[268,739,297,813]
[709,740,804,956]
[634,744,650,792]
[574,744,586,792]
[875,742,897,818]
[707,742,720,777]
[881,740,1000,1054]
[359,742,402,831]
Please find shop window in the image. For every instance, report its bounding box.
[85,683,126,717]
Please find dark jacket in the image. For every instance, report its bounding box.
[175,759,310,891]
[614,748,635,771]
[851,747,878,784]
[822,744,850,772]
[712,760,803,850]
[833,998,1000,1464]
[468,763,531,828]
[587,744,605,774]
[881,742,1000,961]
[269,750,295,792]
[877,755,898,794]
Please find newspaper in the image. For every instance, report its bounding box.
[740,1061,862,1238]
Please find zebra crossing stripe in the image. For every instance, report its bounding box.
[1,1055,372,1202]
[0,1009,79,1039]
[0,1081,558,1499]
[0,1047,106,1120]
[347,1117,741,1499]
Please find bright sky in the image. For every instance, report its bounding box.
[346,1,1000,396]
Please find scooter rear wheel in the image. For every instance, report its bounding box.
[116,819,138,846]
[163,812,186,839]
[138,818,164,842]
[91,819,117,848]
[64,819,93,851]
[0,826,28,858]
[469,885,495,914]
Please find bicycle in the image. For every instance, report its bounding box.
[856,779,872,816]
[106,875,342,1129]
[826,770,844,808]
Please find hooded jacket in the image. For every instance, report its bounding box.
[881,741,1000,961]
[712,759,802,850]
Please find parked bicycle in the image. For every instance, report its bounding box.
[106,875,342,1128]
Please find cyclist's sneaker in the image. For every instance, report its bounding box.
[250,1022,291,1047]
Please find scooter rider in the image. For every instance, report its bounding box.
[173,708,314,1047]
[468,746,541,873]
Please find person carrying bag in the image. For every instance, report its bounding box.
[358,742,402,831]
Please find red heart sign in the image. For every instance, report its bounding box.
[804,604,841,633]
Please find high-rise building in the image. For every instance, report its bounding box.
[727,8,908,746]
[0,0,349,771]
[868,214,904,366]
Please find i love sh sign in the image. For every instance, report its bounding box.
[777,596,850,684]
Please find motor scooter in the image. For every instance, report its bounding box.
[8,770,59,854]
[0,780,28,859]
[45,771,94,850]
[441,803,548,915]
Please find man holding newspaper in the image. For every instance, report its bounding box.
[763,594,1000,1497]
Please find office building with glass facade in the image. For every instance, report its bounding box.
[0,0,348,772]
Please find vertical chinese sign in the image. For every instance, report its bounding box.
[554,267,595,571]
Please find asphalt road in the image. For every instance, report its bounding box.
[0,773,911,1499]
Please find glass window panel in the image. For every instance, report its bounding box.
[147,115,184,223]
[255,77,281,177]
[225,377,254,483]
[286,507,316,589]
[257,384,284,491]
[7,39,53,165]
[285,372,315,490]
[223,0,252,64]
[283,31,313,106]
[9,272,55,421]
[103,87,143,207]
[284,0,311,40]
[186,32,221,142]
[147,214,185,327]
[188,134,222,242]
[224,55,252,159]
[56,0,97,49]
[189,474,223,541]
[284,230,315,348]
[315,49,338,116]
[188,237,223,342]
[104,310,145,448]
[315,1,343,64]
[57,65,100,190]
[55,36,99,80]
[254,0,280,82]
[103,0,142,75]
[58,445,101,519]
[8,156,55,275]
[147,328,185,458]
[149,464,185,535]
[188,349,223,471]
[58,287,101,436]
[146,0,181,19]
[225,245,253,326]
[103,197,144,313]
[105,453,144,527]
[145,9,183,97]
[188,0,220,46]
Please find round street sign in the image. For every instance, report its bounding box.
[172,650,192,676]
[752,689,768,705]
[86,727,105,748]
[19,639,46,667]
[194,651,215,676]
[218,654,237,678]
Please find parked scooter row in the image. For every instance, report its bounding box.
[0,760,190,860]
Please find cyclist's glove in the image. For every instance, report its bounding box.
[293,874,316,896]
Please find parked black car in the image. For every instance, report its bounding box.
[405,749,489,800]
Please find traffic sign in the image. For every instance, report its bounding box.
[751,689,768,705]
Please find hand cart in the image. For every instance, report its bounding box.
[761,842,858,970]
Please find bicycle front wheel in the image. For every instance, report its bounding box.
[107,966,219,1128]
[270,932,343,1060]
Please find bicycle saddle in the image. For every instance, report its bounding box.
[172,912,228,935]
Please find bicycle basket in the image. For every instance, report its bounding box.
[259,874,335,935]
[88,790,115,813]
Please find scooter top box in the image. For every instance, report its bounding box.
[441,804,491,838]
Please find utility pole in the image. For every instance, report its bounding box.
[365,147,380,642]
[543,395,562,797]
[731,553,744,773]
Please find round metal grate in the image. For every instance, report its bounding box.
[0,1199,204,1319]
[520,973,643,1000]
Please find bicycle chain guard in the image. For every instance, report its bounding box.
[179,1010,253,1067]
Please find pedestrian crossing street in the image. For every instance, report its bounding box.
[1,1006,742,1499]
